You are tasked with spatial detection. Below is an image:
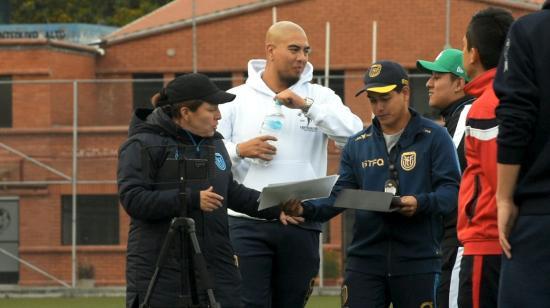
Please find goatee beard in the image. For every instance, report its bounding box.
[282,76,300,88]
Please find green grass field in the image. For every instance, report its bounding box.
[0,296,340,308]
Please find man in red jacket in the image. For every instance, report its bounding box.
[456,7,513,308]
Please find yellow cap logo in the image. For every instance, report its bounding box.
[369,64,382,77]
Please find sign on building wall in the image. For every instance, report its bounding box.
[0,23,117,45]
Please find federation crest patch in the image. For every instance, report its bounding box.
[420,301,434,308]
[401,151,416,171]
[214,153,226,171]
[369,64,382,77]
[341,284,349,306]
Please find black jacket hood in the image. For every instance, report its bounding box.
[128,107,223,143]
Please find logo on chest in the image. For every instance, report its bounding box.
[400,151,416,171]
[299,115,318,132]
[215,153,226,171]
[361,158,385,168]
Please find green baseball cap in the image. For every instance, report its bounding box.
[416,48,470,81]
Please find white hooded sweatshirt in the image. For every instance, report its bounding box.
[218,60,363,225]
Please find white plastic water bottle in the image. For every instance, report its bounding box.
[253,100,285,166]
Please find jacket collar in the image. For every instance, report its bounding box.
[440,95,475,121]
[464,68,496,98]
[372,108,425,149]
[245,59,314,96]
[129,107,223,143]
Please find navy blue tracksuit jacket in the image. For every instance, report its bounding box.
[304,109,461,276]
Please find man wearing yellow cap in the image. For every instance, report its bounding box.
[284,60,461,308]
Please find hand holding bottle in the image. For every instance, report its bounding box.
[236,135,277,161]
[250,99,286,166]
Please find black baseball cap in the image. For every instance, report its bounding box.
[355,61,409,96]
[156,73,236,107]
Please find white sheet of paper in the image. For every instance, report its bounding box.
[258,175,339,210]
[242,160,317,191]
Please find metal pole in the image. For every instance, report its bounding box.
[445,0,451,49]
[324,22,330,88]
[320,22,330,288]
[192,0,197,73]
[319,233,324,288]
[372,21,377,63]
[71,81,79,288]
[272,7,277,24]
[0,180,117,186]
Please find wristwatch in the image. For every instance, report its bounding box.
[302,97,314,113]
[235,144,244,159]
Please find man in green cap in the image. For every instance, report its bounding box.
[417,48,473,308]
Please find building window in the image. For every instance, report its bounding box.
[0,76,12,127]
[61,195,119,245]
[313,70,345,103]
[132,73,164,110]
[177,72,233,91]
[206,72,233,91]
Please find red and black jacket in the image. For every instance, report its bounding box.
[457,69,501,256]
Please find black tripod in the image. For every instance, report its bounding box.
[141,149,219,308]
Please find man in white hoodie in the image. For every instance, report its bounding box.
[218,21,363,308]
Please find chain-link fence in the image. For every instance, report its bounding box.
[0,73,431,288]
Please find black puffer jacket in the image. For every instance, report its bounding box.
[117,108,278,307]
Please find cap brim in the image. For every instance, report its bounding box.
[202,90,236,104]
[355,84,398,96]
[367,84,397,94]
[416,60,449,74]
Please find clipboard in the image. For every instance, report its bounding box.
[257,175,339,210]
[334,189,401,212]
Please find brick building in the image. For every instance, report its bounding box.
[0,0,541,286]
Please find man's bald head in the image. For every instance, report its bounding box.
[265,21,307,46]
[263,21,310,90]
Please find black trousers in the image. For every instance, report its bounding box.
[499,215,550,308]
[229,216,320,308]
[438,245,459,308]
[457,254,500,308]
[126,285,242,308]
[341,270,439,308]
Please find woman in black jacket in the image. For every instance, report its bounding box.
[118,73,282,308]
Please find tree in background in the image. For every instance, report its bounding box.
[9,0,172,26]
